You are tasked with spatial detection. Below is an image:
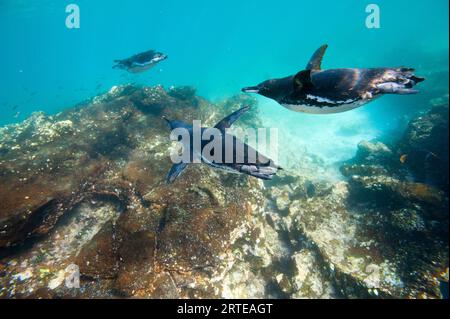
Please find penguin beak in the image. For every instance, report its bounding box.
[242,86,260,93]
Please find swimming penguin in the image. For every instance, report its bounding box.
[113,50,167,73]
[242,44,425,114]
[164,106,281,183]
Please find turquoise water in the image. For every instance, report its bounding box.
[0,0,448,165]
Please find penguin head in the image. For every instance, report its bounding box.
[242,77,292,100]
[153,52,168,63]
[113,60,126,70]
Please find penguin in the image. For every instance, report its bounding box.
[113,50,167,73]
[164,106,281,183]
[241,44,425,114]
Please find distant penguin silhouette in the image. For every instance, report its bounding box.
[164,106,281,183]
[242,44,425,114]
[113,50,167,73]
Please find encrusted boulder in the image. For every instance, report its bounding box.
[347,175,446,212]
[167,85,197,102]
[0,84,448,300]
[0,84,267,299]
[354,141,394,165]
[398,103,449,192]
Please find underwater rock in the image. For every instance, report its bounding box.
[389,208,426,233]
[270,185,292,211]
[353,140,394,165]
[291,249,335,298]
[111,174,260,298]
[76,221,119,280]
[129,85,168,115]
[285,181,448,298]
[331,106,449,298]
[339,139,405,183]
[0,95,138,249]
[167,85,197,101]
[430,94,449,107]
[1,84,180,252]
[215,94,260,129]
[260,106,448,299]
[266,170,332,204]
[92,84,138,105]
[288,183,395,297]
[340,164,389,178]
[347,175,446,211]
[0,84,448,299]
[0,84,270,299]
[0,199,121,298]
[398,103,449,192]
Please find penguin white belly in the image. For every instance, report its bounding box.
[281,100,368,114]
[202,156,241,174]
[128,62,156,73]
[280,92,380,114]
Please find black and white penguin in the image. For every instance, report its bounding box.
[113,49,167,73]
[164,106,280,183]
[242,45,425,114]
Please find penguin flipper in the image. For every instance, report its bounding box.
[306,44,328,70]
[293,70,313,91]
[214,105,251,131]
[166,162,188,183]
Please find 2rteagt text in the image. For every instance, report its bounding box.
[177,303,273,316]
